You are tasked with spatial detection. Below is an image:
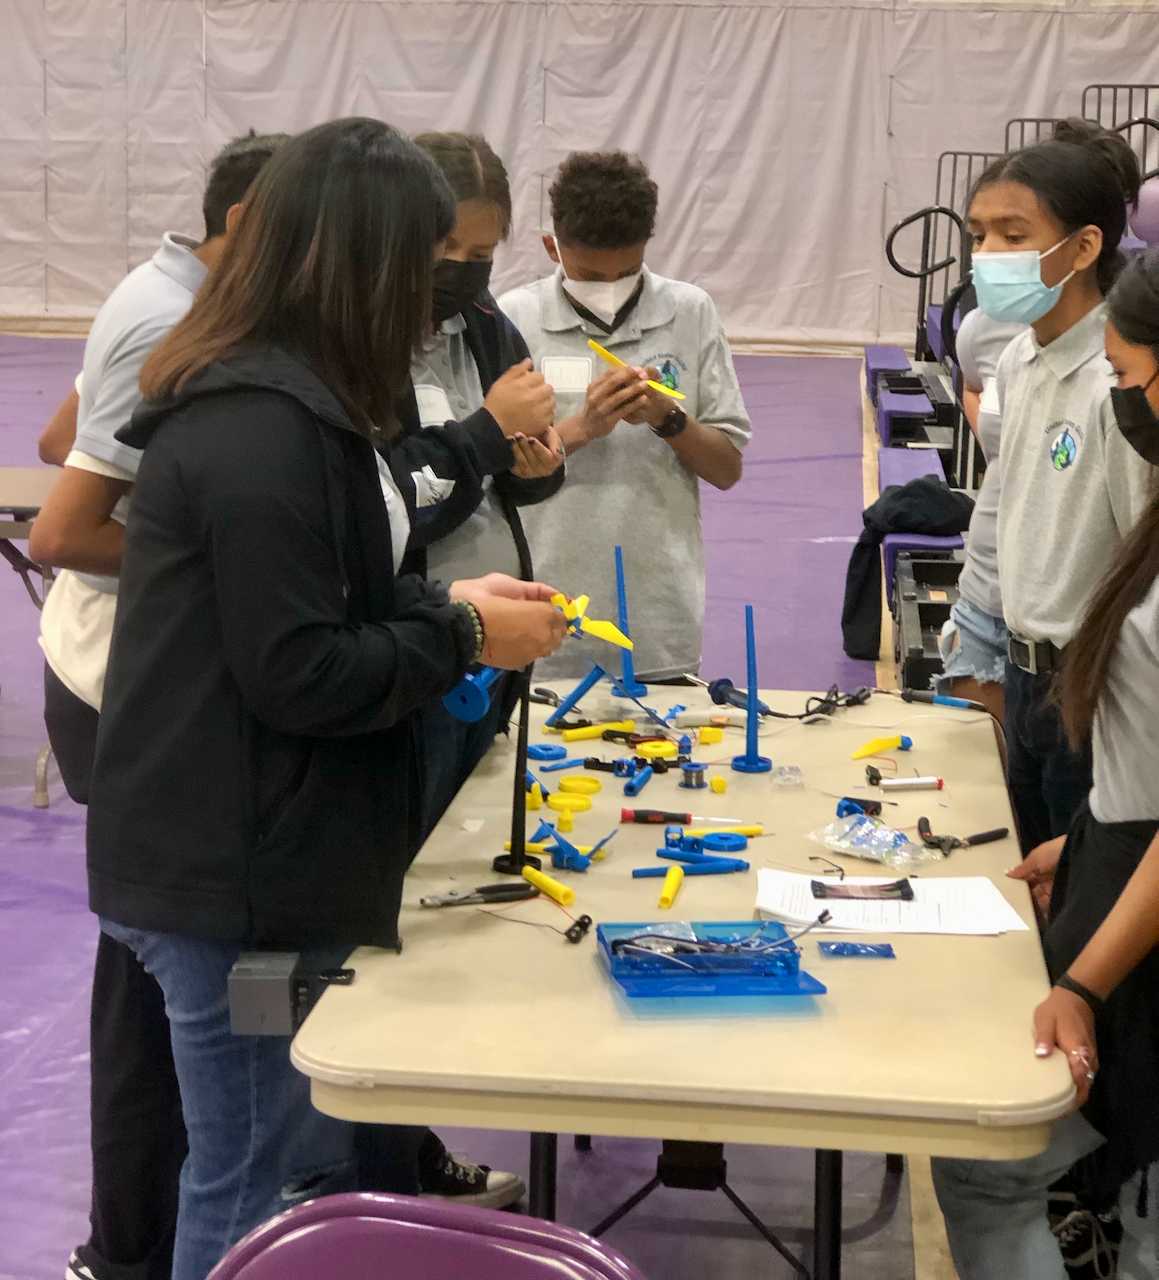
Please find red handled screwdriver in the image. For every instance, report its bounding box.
[621,808,746,825]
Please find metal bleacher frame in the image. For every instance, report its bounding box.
[1003,118,1062,151]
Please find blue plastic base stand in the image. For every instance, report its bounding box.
[731,753,772,773]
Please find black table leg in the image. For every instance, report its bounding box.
[813,1148,843,1280]
[529,1131,558,1220]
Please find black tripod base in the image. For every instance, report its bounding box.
[590,1141,808,1278]
[491,852,542,876]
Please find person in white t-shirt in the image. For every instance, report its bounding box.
[30,132,289,1280]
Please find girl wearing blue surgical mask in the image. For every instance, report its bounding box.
[967,121,1149,870]
[931,248,1159,1280]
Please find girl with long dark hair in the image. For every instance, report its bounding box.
[932,248,1159,1280]
[85,118,566,1280]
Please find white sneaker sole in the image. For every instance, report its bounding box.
[420,1174,526,1211]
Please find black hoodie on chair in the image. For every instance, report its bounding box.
[87,348,476,950]
[841,476,975,661]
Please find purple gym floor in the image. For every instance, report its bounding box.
[1,337,893,1280]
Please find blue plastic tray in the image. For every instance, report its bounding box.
[597,921,827,999]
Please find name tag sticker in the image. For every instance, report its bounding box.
[979,377,1000,416]
[415,384,453,427]
[541,357,592,392]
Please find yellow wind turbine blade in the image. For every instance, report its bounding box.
[572,594,590,619]
[580,617,634,650]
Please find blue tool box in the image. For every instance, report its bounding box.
[597,921,827,999]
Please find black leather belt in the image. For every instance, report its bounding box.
[1007,634,1066,675]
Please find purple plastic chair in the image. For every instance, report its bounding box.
[206,1192,648,1280]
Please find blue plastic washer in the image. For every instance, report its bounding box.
[527,744,568,762]
[701,831,749,853]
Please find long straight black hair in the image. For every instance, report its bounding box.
[973,119,1142,296]
[142,118,456,439]
[1061,248,1159,747]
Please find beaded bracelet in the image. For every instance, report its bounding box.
[456,601,486,662]
[1055,973,1105,1017]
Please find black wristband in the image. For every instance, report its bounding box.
[1055,973,1105,1016]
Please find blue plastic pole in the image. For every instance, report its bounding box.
[612,545,647,697]
[544,663,606,727]
[732,605,772,773]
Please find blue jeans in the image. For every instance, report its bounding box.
[420,679,509,843]
[932,1111,1106,1280]
[100,921,356,1280]
[1004,663,1093,855]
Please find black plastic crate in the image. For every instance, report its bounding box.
[893,552,964,690]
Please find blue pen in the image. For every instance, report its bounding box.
[656,849,750,870]
[901,689,988,713]
[632,862,748,878]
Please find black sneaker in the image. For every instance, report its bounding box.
[1052,1205,1123,1279]
[417,1142,525,1210]
[64,1253,98,1280]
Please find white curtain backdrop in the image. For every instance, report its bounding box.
[2,0,1157,346]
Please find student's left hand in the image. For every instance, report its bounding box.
[451,573,560,604]
[620,367,676,429]
[510,427,565,479]
[1033,986,1099,1110]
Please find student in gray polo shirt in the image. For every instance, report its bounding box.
[500,151,751,681]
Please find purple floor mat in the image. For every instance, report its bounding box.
[702,355,873,695]
[0,336,894,1280]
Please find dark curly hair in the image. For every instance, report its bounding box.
[203,129,291,239]
[549,151,658,249]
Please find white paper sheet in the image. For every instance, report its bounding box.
[756,869,1029,936]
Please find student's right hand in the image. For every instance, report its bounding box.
[578,367,650,441]
[468,596,568,669]
[484,359,556,439]
[1007,835,1067,919]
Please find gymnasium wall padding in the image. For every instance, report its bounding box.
[2,0,1156,345]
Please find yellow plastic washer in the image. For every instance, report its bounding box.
[710,775,728,794]
[547,792,592,813]
[636,739,677,759]
[558,775,602,795]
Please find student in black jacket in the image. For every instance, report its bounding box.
[390,132,564,839]
[86,118,566,1280]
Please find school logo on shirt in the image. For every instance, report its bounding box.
[1048,419,1082,471]
[646,354,684,391]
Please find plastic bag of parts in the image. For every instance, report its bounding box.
[818,941,897,958]
[806,813,939,871]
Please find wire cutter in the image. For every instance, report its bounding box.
[917,817,1009,857]
[419,883,541,908]
[602,729,667,746]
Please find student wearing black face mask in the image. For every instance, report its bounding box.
[383,133,561,848]
[933,248,1159,1280]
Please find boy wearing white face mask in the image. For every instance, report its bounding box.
[969,120,1151,869]
[499,151,750,680]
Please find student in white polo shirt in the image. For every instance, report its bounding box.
[30,132,289,1280]
[967,122,1150,862]
[499,151,751,681]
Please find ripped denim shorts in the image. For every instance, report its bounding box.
[933,595,1008,694]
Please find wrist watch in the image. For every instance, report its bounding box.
[652,404,687,439]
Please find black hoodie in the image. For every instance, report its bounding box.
[87,347,475,949]
[388,291,565,580]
